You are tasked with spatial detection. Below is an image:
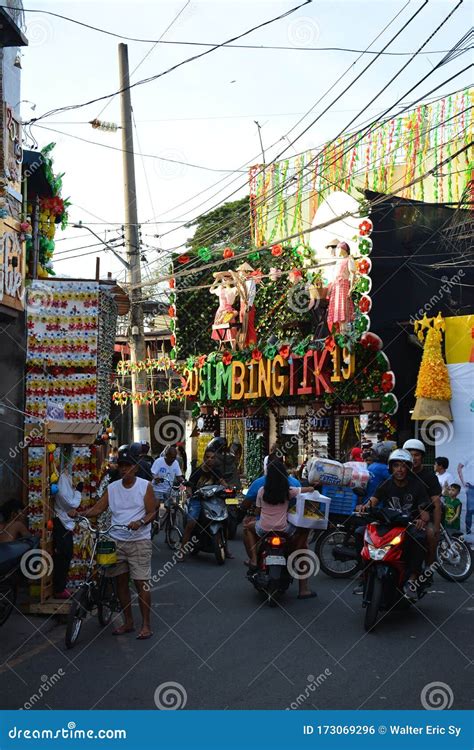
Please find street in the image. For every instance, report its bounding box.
[1,531,473,712]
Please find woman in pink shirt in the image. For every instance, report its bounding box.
[248,460,317,599]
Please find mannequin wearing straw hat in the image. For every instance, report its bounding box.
[210,272,239,347]
[237,262,258,348]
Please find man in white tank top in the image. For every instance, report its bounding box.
[70,444,156,640]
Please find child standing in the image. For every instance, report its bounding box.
[443,483,462,531]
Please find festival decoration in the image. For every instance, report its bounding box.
[358,295,372,314]
[412,316,452,421]
[222,247,234,259]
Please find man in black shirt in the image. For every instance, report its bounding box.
[135,441,154,482]
[179,449,228,557]
[403,439,442,566]
[358,448,431,600]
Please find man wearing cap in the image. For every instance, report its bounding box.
[70,444,156,640]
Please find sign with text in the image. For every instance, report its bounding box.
[0,218,24,311]
[183,345,356,403]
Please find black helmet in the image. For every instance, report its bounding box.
[206,436,227,454]
[140,440,150,454]
[117,442,142,465]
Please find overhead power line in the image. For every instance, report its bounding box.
[11,4,469,56]
[25,0,312,125]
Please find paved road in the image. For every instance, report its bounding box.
[1,530,473,711]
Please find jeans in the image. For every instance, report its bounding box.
[52,518,73,593]
[465,484,474,533]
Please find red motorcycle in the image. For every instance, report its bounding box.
[361,508,427,631]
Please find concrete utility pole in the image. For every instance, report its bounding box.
[118,42,150,444]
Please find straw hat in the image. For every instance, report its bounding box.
[325,238,340,248]
[236,262,254,273]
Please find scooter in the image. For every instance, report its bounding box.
[0,536,39,626]
[361,507,428,631]
[248,531,293,607]
[191,485,235,565]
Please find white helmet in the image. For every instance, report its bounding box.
[388,449,413,470]
[403,438,425,453]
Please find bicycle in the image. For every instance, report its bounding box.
[151,484,187,550]
[65,517,130,649]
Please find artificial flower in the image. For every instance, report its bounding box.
[271,244,283,257]
[279,345,290,359]
[222,351,233,366]
[251,348,263,362]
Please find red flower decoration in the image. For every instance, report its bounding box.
[250,269,263,283]
[373,385,380,393]
[358,295,372,314]
[271,244,283,257]
[251,348,263,362]
[357,259,371,275]
[359,219,373,236]
[197,355,207,368]
[178,255,190,264]
[222,351,233,366]
[279,345,290,359]
[168,305,176,318]
[223,247,234,259]
[324,335,335,352]
[289,268,303,284]
[169,277,175,289]
[381,371,395,393]
[170,334,176,347]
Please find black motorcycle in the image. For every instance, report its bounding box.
[190,485,235,565]
[0,536,39,626]
[248,531,293,607]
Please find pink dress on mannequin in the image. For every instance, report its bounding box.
[327,256,355,332]
[211,285,238,342]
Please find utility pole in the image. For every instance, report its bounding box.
[118,42,150,444]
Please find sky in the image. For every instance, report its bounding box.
[19,0,472,287]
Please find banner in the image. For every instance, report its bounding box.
[439,317,474,538]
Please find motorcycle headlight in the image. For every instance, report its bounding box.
[390,534,403,546]
[368,544,391,560]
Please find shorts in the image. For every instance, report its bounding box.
[153,484,170,504]
[105,540,152,581]
[255,521,296,538]
[187,498,202,521]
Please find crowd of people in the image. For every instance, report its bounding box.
[0,431,470,639]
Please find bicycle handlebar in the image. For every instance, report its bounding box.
[76,516,131,536]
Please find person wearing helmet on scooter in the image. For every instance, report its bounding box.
[357,448,431,600]
[403,438,442,567]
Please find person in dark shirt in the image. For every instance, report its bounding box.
[357,448,431,600]
[135,441,154,482]
[403,439,442,566]
[179,449,228,558]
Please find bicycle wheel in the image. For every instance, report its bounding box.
[166,509,183,551]
[316,530,360,578]
[436,536,473,582]
[65,585,90,649]
[97,574,120,626]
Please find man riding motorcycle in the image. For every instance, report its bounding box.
[402,439,442,567]
[356,448,431,600]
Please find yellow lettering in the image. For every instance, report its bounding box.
[272,355,288,397]
[258,359,272,398]
[341,347,356,380]
[231,361,246,400]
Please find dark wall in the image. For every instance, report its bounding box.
[368,192,473,442]
[0,310,26,504]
